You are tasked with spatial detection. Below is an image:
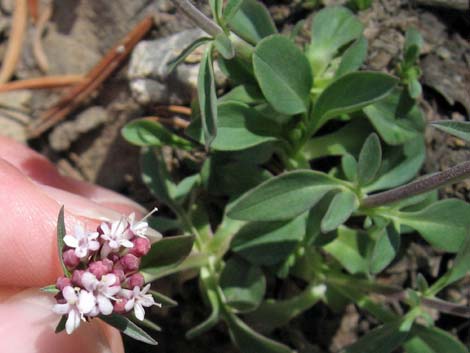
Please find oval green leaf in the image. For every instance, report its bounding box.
[141,234,195,269]
[357,133,382,186]
[227,170,342,221]
[321,190,358,233]
[253,35,313,115]
[431,120,470,142]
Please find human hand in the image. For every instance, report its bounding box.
[0,136,145,353]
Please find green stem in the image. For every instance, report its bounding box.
[171,0,223,37]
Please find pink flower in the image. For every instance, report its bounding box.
[82,272,121,316]
[130,237,151,257]
[100,218,133,257]
[63,224,100,259]
[52,286,96,334]
[122,284,159,321]
[63,249,80,269]
[119,254,140,273]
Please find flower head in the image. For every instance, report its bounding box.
[122,284,160,321]
[53,286,96,334]
[82,272,121,315]
[63,224,100,259]
[99,218,133,257]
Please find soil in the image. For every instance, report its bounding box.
[0,0,469,352]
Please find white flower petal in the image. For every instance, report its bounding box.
[119,288,133,299]
[141,284,151,295]
[88,232,99,240]
[139,294,156,307]
[75,246,87,259]
[106,286,121,297]
[62,286,77,303]
[65,309,80,334]
[124,298,135,312]
[121,239,134,248]
[78,290,96,314]
[63,235,78,248]
[81,272,98,291]
[134,303,145,321]
[53,303,71,315]
[97,295,113,315]
[88,240,100,251]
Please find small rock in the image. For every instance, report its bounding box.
[0,90,32,112]
[49,106,108,151]
[128,28,225,105]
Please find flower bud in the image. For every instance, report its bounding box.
[72,270,85,287]
[113,298,129,314]
[129,237,151,257]
[63,249,80,269]
[127,273,145,289]
[89,260,112,279]
[119,254,140,273]
[56,276,72,291]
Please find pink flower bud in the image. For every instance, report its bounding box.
[113,298,129,314]
[111,268,126,284]
[56,276,72,291]
[120,254,140,273]
[127,273,145,289]
[72,270,85,287]
[130,237,151,257]
[63,249,80,269]
[89,260,112,279]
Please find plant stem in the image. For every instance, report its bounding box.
[171,0,223,37]
[361,160,470,208]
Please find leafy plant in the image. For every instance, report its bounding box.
[122,2,470,352]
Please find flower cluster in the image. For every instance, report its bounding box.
[53,211,160,334]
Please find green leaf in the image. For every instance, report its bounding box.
[429,233,470,294]
[122,119,192,149]
[324,226,373,275]
[57,206,71,277]
[253,35,313,115]
[214,32,235,59]
[198,44,217,147]
[174,174,201,203]
[220,257,266,312]
[246,283,325,331]
[396,199,470,252]
[212,102,280,151]
[148,216,181,233]
[431,120,470,142]
[303,119,372,160]
[408,79,422,99]
[209,0,223,22]
[403,27,423,65]
[370,225,400,274]
[364,89,425,145]
[312,72,398,129]
[167,37,212,73]
[149,290,178,307]
[364,137,425,193]
[336,35,368,77]
[99,314,157,345]
[225,312,294,353]
[344,321,408,353]
[142,252,209,282]
[141,148,177,211]
[41,284,59,294]
[404,325,467,353]
[321,190,358,233]
[223,0,243,21]
[187,279,221,339]
[55,315,67,333]
[342,154,357,182]
[308,6,363,75]
[218,55,256,85]
[228,0,277,44]
[231,215,306,265]
[219,84,264,105]
[227,170,343,221]
[141,234,194,269]
[357,133,382,186]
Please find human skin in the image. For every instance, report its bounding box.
[0,136,144,353]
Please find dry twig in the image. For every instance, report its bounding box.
[27,16,154,138]
[0,0,28,83]
[33,2,53,73]
[0,75,84,93]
